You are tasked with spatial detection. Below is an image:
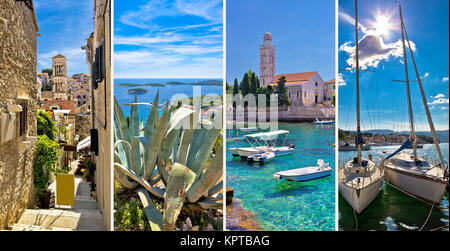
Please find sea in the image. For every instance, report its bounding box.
[114,78,223,119]
[226,122,336,231]
[338,143,449,231]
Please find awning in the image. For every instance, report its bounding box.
[245,130,290,140]
[77,136,91,152]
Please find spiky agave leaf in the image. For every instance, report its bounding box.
[162,163,196,230]
[189,128,221,177]
[114,161,165,198]
[137,188,163,231]
[143,100,170,181]
[187,143,223,203]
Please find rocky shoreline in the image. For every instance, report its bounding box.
[226,199,263,231]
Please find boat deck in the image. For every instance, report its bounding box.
[339,159,384,190]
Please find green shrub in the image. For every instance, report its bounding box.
[37,109,57,140]
[115,199,151,231]
[33,135,60,195]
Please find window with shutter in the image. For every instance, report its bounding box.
[19,102,28,137]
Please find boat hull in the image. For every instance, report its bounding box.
[339,177,383,214]
[383,165,447,204]
[278,170,331,182]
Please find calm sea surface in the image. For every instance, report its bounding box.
[114,78,223,118]
[226,123,336,231]
[339,143,449,231]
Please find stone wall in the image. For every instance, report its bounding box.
[0,0,38,229]
[75,114,91,141]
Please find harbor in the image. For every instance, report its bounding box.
[226,122,335,231]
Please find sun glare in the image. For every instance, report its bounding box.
[373,15,392,36]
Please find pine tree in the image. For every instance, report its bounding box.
[276,76,290,106]
[233,78,239,96]
[250,72,257,96]
[241,72,250,96]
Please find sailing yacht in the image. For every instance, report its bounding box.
[338,0,384,214]
[381,4,449,204]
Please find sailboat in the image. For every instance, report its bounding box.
[381,4,449,204]
[338,0,384,214]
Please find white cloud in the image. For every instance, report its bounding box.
[119,0,222,30]
[442,76,449,82]
[337,73,346,86]
[339,10,416,70]
[422,72,430,79]
[433,93,445,99]
[428,98,449,105]
[340,34,416,69]
[338,9,367,33]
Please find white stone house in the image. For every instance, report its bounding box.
[269,71,328,107]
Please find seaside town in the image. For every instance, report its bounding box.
[227,32,335,123]
[0,0,112,231]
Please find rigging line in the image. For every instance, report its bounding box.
[360,77,374,131]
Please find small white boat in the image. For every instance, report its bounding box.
[229,130,294,159]
[228,147,242,157]
[338,142,371,151]
[314,118,335,125]
[248,152,275,164]
[273,159,332,182]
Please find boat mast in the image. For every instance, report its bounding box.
[355,0,362,164]
[398,5,418,160]
[400,8,446,168]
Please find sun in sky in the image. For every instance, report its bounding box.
[373,14,392,36]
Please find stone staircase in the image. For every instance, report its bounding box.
[9,177,105,231]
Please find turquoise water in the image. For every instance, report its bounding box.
[226,123,336,231]
[339,143,449,231]
[114,78,223,118]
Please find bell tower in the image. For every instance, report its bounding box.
[260,32,275,87]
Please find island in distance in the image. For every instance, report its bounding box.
[117,79,222,87]
[128,88,148,94]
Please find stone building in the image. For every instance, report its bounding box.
[269,71,330,107]
[74,88,90,107]
[324,78,336,106]
[82,0,112,230]
[0,0,39,229]
[42,100,76,143]
[72,73,89,84]
[51,54,69,100]
[260,32,275,87]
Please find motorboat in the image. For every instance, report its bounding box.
[273,159,332,182]
[338,142,370,151]
[248,152,275,164]
[314,118,335,125]
[229,130,295,159]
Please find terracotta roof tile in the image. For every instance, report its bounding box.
[42,100,76,114]
[269,71,317,85]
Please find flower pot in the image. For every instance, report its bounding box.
[39,191,51,209]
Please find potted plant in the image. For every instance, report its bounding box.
[33,135,60,209]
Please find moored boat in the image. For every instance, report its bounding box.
[274,159,332,182]
[380,4,449,205]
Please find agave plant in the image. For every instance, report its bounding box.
[114,91,223,231]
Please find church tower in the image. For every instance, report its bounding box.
[51,54,69,100]
[260,32,275,87]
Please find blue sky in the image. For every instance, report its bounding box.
[338,0,449,131]
[226,0,335,84]
[114,0,223,79]
[35,0,92,76]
